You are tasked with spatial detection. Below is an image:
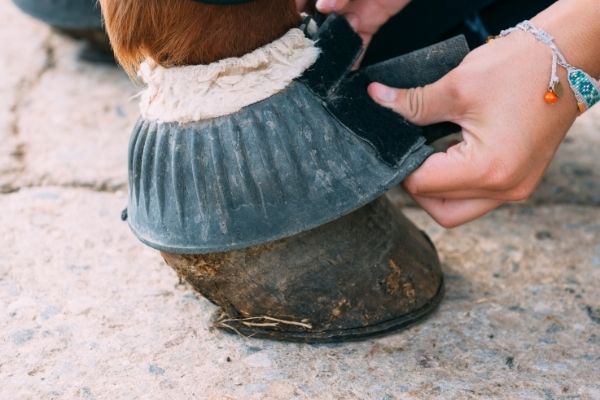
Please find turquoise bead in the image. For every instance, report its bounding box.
[568,69,600,110]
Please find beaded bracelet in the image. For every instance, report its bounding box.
[496,20,600,114]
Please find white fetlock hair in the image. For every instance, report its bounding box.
[138,28,320,124]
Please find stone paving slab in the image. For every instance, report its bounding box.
[16,33,138,191]
[1,2,138,193]
[0,2,51,192]
[534,107,600,205]
[1,188,598,400]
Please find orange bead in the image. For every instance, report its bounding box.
[544,90,559,104]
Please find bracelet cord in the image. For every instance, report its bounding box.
[499,20,600,113]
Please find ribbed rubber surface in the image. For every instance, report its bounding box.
[128,83,432,254]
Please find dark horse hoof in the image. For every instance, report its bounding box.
[162,196,443,343]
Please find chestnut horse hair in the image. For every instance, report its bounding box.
[99,0,301,75]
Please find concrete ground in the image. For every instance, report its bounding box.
[1,3,599,399]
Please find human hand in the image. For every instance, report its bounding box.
[367,0,600,228]
[315,0,411,48]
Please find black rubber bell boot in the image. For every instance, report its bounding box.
[162,196,443,343]
[124,17,464,343]
[12,0,114,64]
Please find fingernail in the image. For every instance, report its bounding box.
[316,0,336,11]
[372,84,397,103]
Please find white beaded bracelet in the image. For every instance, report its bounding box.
[497,20,600,113]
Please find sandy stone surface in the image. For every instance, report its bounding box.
[1,189,599,400]
[533,112,600,205]
[1,2,599,399]
[16,34,137,192]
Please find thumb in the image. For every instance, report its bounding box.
[368,78,459,126]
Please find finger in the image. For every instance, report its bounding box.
[404,162,544,202]
[411,195,503,228]
[316,0,350,13]
[403,179,533,201]
[368,79,460,126]
[342,13,361,34]
[402,139,489,195]
[405,135,548,199]
[406,188,517,201]
[336,1,407,31]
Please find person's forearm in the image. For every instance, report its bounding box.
[533,0,600,77]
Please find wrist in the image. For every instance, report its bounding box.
[532,0,600,78]
[498,29,580,121]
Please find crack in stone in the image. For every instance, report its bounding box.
[10,143,25,162]
[2,32,57,193]
[1,181,126,195]
[9,33,56,137]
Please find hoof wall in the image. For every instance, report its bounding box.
[163,197,445,343]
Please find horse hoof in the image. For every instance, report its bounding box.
[162,197,444,343]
